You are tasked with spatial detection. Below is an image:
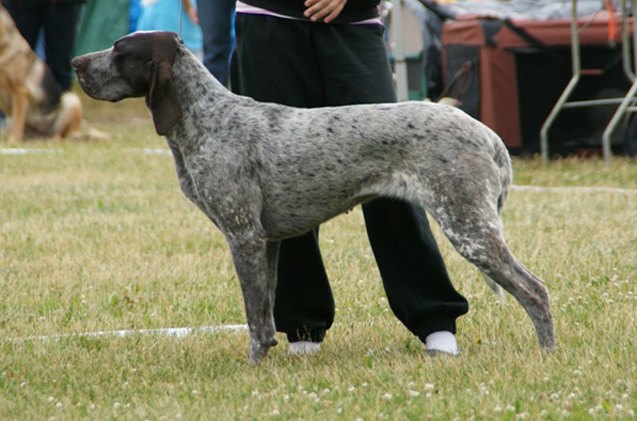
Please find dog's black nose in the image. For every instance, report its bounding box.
[71,56,88,71]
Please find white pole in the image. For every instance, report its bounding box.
[391,0,410,102]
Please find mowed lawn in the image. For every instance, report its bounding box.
[1,94,636,419]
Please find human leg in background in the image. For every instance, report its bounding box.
[43,2,81,91]
[197,0,235,86]
[233,14,468,356]
[4,0,42,49]
[314,23,469,355]
[6,0,81,91]
[363,200,469,355]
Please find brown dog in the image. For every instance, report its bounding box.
[0,5,82,143]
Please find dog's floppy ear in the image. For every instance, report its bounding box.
[148,60,182,135]
[146,34,183,135]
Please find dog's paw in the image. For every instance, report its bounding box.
[249,337,278,363]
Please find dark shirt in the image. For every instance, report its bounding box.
[241,0,380,23]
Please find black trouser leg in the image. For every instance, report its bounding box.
[363,199,468,340]
[233,15,334,342]
[5,0,43,48]
[313,24,469,339]
[272,229,334,342]
[43,3,80,91]
[198,0,235,86]
[232,14,468,344]
[7,0,79,91]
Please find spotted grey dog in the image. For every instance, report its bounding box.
[72,31,554,362]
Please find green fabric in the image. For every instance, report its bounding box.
[74,0,129,56]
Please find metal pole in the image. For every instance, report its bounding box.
[632,0,637,76]
[621,0,635,81]
[392,0,410,102]
[540,0,581,163]
[601,0,637,163]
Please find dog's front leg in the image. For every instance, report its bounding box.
[9,87,28,143]
[229,236,279,363]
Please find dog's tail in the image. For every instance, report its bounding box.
[492,130,513,215]
[483,130,512,300]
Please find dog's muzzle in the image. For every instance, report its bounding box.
[71,55,92,90]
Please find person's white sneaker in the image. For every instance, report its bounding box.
[288,341,321,355]
[425,331,459,356]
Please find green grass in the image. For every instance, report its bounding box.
[1,95,636,419]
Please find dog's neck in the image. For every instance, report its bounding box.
[172,46,234,110]
[164,46,240,152]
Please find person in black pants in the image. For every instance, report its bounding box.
[4,0,84,91]
[231,0,468,355]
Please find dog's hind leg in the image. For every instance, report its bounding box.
[475,240,555,351]
[228,236,280,363]
[428,199,555,351]
[265,240,280,312]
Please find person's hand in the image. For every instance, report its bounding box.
[304,0,347,23]
[183,0,199,24]
[187,7,199,24]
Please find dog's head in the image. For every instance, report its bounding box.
[72,31,183,135]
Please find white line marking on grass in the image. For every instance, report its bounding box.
[0,148,56,155]
[12,324,248,343]
[1,148,173,156]
[511,185,637,195]
[137,148,172,156]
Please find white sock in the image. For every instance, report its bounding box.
[288,341,321,355]
[425,331,459,355]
